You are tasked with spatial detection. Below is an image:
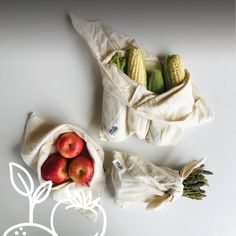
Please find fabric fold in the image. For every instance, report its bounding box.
[70,14,214,145]
[21,112,105,219]
[111,151,205,210]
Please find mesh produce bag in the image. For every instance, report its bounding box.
[111,151,208,210]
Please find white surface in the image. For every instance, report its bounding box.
[0,1,235,236]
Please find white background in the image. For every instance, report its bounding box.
[0,1,235,235]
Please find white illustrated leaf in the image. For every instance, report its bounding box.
[86,190,92,203]
[65,190,99,214]
[69,195,78,206]
[81,190,86,206]
[32,181,52,204]
[66,197,79,210]
[9,162,34,197]
[87,197,100,209]
[75,191,83,205]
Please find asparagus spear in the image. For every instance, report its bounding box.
[182,165,213,200]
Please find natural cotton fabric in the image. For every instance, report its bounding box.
[111,151,205,210]
[70,14,213,145]
[21,113,105,218]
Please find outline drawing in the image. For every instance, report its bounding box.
[3,162,107,236]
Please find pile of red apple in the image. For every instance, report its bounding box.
[41,132,94,186]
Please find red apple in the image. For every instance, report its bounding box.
[69,155,94,185]
[56,132,84,158]
[41,153,69,185]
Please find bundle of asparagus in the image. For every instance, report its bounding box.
[183,164,213,200]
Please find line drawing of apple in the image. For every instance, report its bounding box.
[3,162,107,236]
[56,132,84,158]
[41,153,69,185]
[69,156,94,185]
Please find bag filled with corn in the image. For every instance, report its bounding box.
[111,151,213,210]
[70,14,214,146]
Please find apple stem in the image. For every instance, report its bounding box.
[28,196,35,224]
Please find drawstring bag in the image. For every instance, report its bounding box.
[111,151,210,210]
[70,14,214,146]
[21,112,105,218]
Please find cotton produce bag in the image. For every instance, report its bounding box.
[70,14,214,145]
[21,113,105,218]
[111,151,205,209]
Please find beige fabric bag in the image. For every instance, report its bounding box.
[21,112,105,218]
[70,14,214,145]
[111,151,205,210]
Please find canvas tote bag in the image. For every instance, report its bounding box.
[70,14,213,146]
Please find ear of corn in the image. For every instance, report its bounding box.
[127,47,147,87]
[162,54,185,90]
[109,52,126,72]
[148,69,165,94]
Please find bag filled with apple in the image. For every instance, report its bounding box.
[21,113,105,218]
